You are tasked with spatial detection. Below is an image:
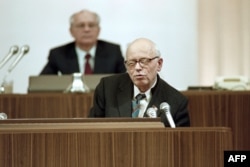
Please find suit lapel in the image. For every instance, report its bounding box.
[116,75,133,117]
[93,41,104,73]
[144,76,165,116]
[67,44,80,72]
[149,76,162,106]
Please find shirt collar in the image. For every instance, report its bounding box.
[133,77,157,101]
[75,45,96,58]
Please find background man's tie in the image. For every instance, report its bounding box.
[132,93,146,118]
[84,54,92,74]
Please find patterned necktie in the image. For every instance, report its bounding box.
[84,54,92,74]
[132,93,146,118]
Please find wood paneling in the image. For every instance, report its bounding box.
[183,90,250,150]
[0,123,232,167]
[0,93,93,118]
[0,90,249,150]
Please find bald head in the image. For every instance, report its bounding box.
[126,38,161,60]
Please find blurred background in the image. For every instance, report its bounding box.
[0,0,249,93]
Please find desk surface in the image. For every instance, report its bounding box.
[0,118,165,131]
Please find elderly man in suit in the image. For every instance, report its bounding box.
[40,9,126,75]
[89,38,190,127]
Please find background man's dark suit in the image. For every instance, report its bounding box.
[40,40,126,74]
[89,73,190,127]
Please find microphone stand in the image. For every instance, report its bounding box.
[0,46,17,94]
[0,45,29,94]
[0,71,12,94]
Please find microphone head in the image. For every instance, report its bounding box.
[21,45,29,54]
[160,102,176,128]
[10,45,19,54]
[160,102,170,110]
[7,45,29,73]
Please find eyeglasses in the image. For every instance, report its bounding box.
[73,23,98,29]
[124,56,159,68]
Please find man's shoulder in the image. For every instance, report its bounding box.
[97,40,121,48]
[102,73,129,81]
[98,73,131,90]
[50,42,75,51]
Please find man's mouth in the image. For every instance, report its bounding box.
[134,74,145,79]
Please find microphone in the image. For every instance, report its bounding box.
[0,45,19,69]
[146,107,158,118]
[0,112,8,120]
[8,45,29,72]
[160,102,176,128]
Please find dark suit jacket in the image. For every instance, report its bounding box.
[89,73,190,127]
[40,40,126,74]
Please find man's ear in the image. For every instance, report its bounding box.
[157,58,163,72]
[69,27,74,38]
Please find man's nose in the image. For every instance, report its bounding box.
[134,61,143,69]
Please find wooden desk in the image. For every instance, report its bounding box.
[0,93,93,118]
[0,120,232,167]
[0,91,249,150]
[182,90,250,150]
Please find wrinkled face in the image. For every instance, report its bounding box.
[125,39,163,92]
[70,11,100,48]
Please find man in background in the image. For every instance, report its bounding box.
[40,9,126,75]
[89,38,190,127]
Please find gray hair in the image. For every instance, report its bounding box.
[152,43,161,57]
[69,9,101,26]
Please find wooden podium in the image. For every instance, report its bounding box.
[0,91,249,150]
[0,118,232,167]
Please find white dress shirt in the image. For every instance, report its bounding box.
[75,46,96,73]
[133,78,157,117]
